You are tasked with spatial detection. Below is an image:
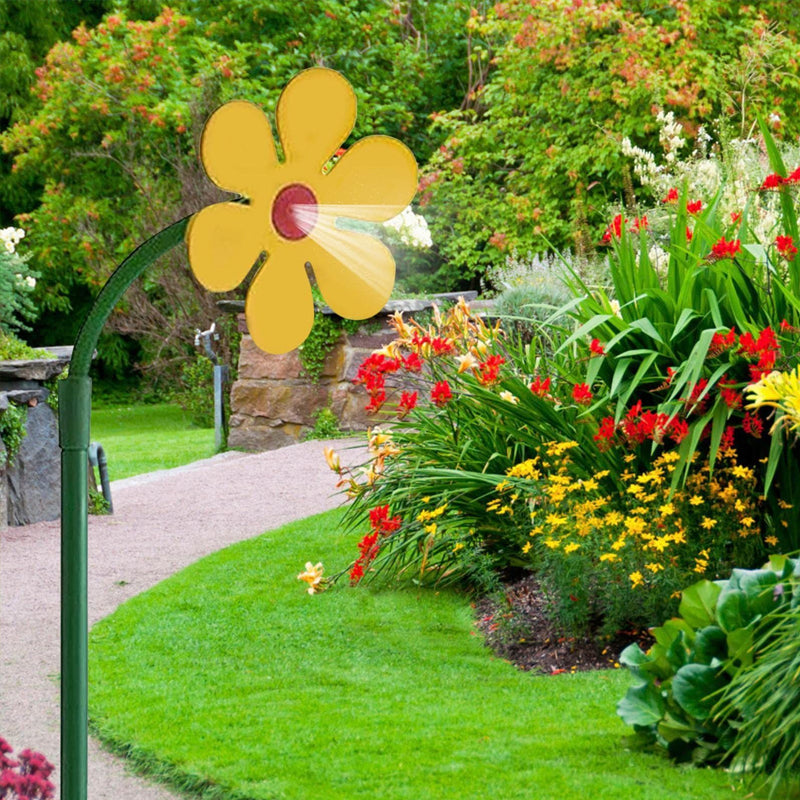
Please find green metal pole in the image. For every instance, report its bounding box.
[58,216,190,799]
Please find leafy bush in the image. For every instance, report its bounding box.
[0,227,37,334]
[302,407,343,441]
[0,735,55,798]
[176,354,214,429]
[492,445,772,638]
[0,403,27,465]
[617,555,800,767]
[716,606,800,798]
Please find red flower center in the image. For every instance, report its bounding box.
[271,183,317,240]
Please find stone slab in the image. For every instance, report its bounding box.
[0,348,71,382]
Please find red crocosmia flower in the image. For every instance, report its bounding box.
[780,319,799,333]
[365,390,386,413]
[589,338,605,356]
[572,383,592,405]
[686,200,703,215]
[686,226,693,241]
[742,411,764,437]
[710,327,736,355]
[477,354,505,385]
[760,172,785,191]
[776,235,798,259]
[530,376,551,397]
[663,188,679,203]
[601,213,626,243]
[402,352,423,372]
[721,425,736,449]
[397,391,418,418]
[731,211,742,224]
[431,380,453,407]
[369,505,401,534]
[349,561,365,584]
[411,331,432,351]
[593,416,616,447]
[632,216,648,232]
[358,531,380,559]
[668,417,689,443]
[431,336,455,355]
[788,166,800,183]
[711,237,741,259]
[718,376,742,409]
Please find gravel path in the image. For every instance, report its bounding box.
[0,438,365,799]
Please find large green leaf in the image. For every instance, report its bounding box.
[617,681,665,727]
[692,626,727,665]
[672,663,727,721]
[679,580,721,629]
[716,589,751,634]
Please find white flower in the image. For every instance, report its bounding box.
[499,390,519,404]
[0,227,25,255]
[383,206,432,249]
[25,276,36,289]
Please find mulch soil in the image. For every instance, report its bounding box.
[474,573,654,675]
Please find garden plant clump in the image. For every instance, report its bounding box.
[0,736,55,799]
[309,120,800,794]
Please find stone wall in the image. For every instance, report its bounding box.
[0,347,71,528]
[228,317,397,451]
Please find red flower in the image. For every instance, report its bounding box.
[721,425,736,449]
[776,235,798,259]
[788,166,800,184]
[686,226,693,241]
[431,337,454,356]
[742,411,764,437]
[397,391,418,418]
[349,561,365,584]
[477,355,505,385]
[365,390,386,413]
[632,215,648,232]
[593,416,616,447]
[369,505,402,535]
[663,188,679,203]
[431,381,453,407]
[530,376,551,397]
[781,318,798,333]
[710,327,736,355]
[760,172,785,191]
[572,383,592,405]
[710,237,741,260]
[402,352,423,372]
[601,213,626,243]
[667,417,689,443]
[686,200,703,215]
[730,211,742,224]
[590,338,605,356]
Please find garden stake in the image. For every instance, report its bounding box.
[57,66,415,799]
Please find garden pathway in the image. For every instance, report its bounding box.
[0,437,365,800]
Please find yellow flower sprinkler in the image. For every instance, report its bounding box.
[56,67,417,800]
[186,67,417,353]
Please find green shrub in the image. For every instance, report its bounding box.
[716,607,800,798]
[176,354,214,429]
[617,555,800,767]
[302,407,343,441]
[0,403,27,465]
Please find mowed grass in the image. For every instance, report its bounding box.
[89,508,750,800]
[91,403,215,481]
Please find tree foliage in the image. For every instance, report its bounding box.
[419,0,800,287]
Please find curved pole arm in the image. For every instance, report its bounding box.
[57,215,190,800]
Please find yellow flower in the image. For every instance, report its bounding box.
[645,562,664,573]
[495,479,511,492]
[545,513,567,527]
[659,502,675,516]
[456,352,480,373]
[522,542,533,554]
[323,446,340,472]
[499,390,520,405]
[187,68,417,353]
[624,453,637,463]
[731,465,754,480]
[778,499,793,509]
[424,522,437,535]
[544,537,561,549]
[417,504,447,522]
[765,535,779,546]
[629,571,644,589]
[689,495,704,506]
[582,478,598,492]
[564,542,580,554]
[700,517,718,530]
[734,499,746,512]
[599,553,619,562]
[297,561,325,594]
[740,516,755,528]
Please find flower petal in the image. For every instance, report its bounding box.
[246,245,314,354]
[201,100,278,198]
[186,202,265,292]
[276,68,356,171]
[317,135,418,221]
[306,232,394,320]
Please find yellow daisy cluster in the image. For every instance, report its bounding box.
[495,443,776,589]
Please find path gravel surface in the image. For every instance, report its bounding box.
[0,438,365,799]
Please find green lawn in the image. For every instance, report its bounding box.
[89,508,750,800]
[91,403,215,481]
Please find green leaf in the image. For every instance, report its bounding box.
[716,590,751,634]
[672,664,727,721]
[617,681,665,727]
[726,628,754,669]
[679,580,721,629]
[692,626,727,665]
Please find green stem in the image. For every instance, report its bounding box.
[58,216,189,800]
